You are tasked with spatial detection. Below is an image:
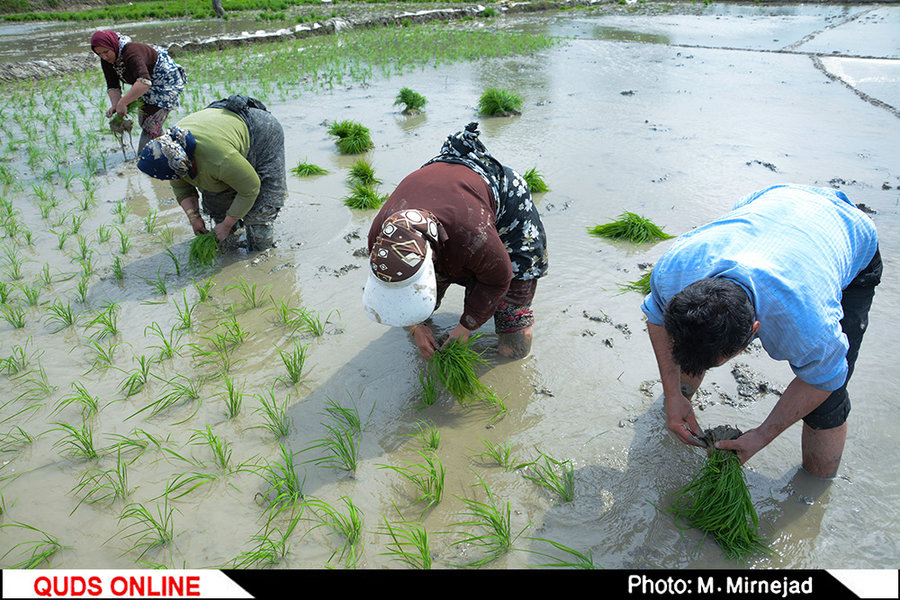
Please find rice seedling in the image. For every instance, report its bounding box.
[116,499,176,561]
[277,340,308,386]
[188,232,219,269]
[378,451,445,513]
[53,382,100,421]
[70,448,134,513]
[478,88,523,117]
[84,339,121,374]
[304,406,361,474]
[474,439,531,472]
[1,243,25,280]
[112,200,129,224]
[143,209,159,234]
[84,300,119,340]
[587,211,674,244]
[73,274,90,303]
[618,268,653,295]
[257,443,305,512]
[416,364,438,408]
[219,374,244,419]
[394,87,427,114]
[144,321,184,362]
[291,159,328,177]
[0,522,66,568]
[116,227,131,255]
[665,427,772,560]
[18,282,40,307]
[408,421,440,453]
[377,512,432,569]
[52,422,101,461]
[347,159,381,187]
[288,306,338,337]
[232,507,304,568]
[111,256,124,281]
[451,476,531,567]
[118,355,152,398]
[141,268,170,296]
[522,167,549,193]
[193,277,215,302]
[1,301,26,329]
[428,334,493,405]
[226,277,271,311]
[157,224,175,246]
[305,496,364,568]
[165,248,182,277]
[521,451,576,502]
[128,374,202,423]
[254,387,292,439]
[173,290,196,331]
[0,281,12,304]
[327,120,374,155]
[343,182,387,211]
[522,537,600,569]
[0,426,35,454]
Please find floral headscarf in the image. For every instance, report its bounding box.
[137,126,196,180]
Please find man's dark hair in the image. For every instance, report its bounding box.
[663,278,755,377]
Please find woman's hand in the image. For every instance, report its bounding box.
[408,323,439,359]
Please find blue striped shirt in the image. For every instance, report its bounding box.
[642,184,878,391]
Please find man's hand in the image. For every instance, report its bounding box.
[715,428,767,465]
[664,392,705,448]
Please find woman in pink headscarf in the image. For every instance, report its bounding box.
[90,30,187,149]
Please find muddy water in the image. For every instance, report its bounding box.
[1,5,899,570]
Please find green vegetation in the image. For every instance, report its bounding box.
[523,167,549,192]
[478,88,523,116]
[327,120,374,155]
[188,232,219,269]
[587,211,674,243]
[394,87,427,114]
[291,159,328,177]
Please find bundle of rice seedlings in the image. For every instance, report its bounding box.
[188,232,219,269]
[395,87,427,114]
[522,167,549,193]
[587,211,673,243]
[343,183,387,210]
[347,159,381,187]
[666,426,772,560]
[428,335,493,405]
[327,120,374,155]
[291,159,328,177]
[618,269,652,295]
[478,88,522,117]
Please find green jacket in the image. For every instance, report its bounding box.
[171,108,258,219]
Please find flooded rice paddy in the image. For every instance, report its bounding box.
[1,3,898,570]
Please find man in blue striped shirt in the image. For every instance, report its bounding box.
[642,184,880,478]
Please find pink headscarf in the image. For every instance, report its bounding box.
[90,30,121,56]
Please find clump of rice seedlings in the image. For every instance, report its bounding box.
[304,397,365,474]
[290,306,338,337]
[665,426,771,560]
[416,364,439,408]
[619,268,653,295]
[291,159,328,177]
[232,507,304,568]
[257,442,305,512]
[53,382,100,421]
[428,334,493,405]
[188,232,219,269]
[347,159,381,187]
[84,300,119,340]
[377,509,431,569]
[394,87,427,114]
[521,451,575,502]
[118,355,152,398]
[111,256,124,281]
[408,421,440,453]
[478,88,523,117]
[116,499,176,561]
[173,290,196,331]
[277,340,308,386]
[255,387,292,439]
[145,321,184,362]
[70,448,133,513]
[225,277,270,311]
[474,438,530,472]
[305,496,365,569]
[52,422,101,461]
[522,167,549,193]
[587,211,673,244]
[84,339,121,374]
[0,343,30,377]
[327,120,374,155]
[193,277,215,302]
[1,302,26,329]
[378,451,445,514]
[343,182,387,210]
[0,426,35,454]
[451,476,530,567]
[0,522,66,568]
[219,374,244,419]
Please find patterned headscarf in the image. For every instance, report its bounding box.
[90,30,131,57]
[137,126,196,180]
[369,210,442,283]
